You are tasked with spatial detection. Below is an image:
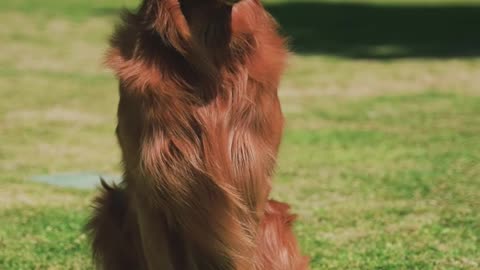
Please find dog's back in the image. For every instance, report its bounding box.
[87,0,307,269]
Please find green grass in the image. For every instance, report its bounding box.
[1,0,480,269]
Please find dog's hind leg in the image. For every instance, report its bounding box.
[255,200,310,270]
[85,180,146,270]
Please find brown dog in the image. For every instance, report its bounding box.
[87,0,308,269]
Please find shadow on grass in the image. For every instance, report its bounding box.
[94,1,480,59]
[266,2,480,59]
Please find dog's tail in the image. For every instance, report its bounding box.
[85,179,144,270]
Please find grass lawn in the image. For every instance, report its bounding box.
[1,0,480,269]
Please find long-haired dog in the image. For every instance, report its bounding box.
[87,0,308,269]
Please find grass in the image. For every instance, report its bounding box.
[1,0,480,269]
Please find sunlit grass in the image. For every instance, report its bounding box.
[1,0,479,269]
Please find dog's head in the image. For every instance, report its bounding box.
[139,0,256,52]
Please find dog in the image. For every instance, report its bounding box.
[87,0,308,269]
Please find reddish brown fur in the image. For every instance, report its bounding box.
[255,201,310,270]
[87,0,308,269]
[87,184,309,269]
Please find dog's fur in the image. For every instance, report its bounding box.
[86,0,308,269]
[87,182,308,269]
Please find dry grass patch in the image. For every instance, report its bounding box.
[5,107,108,125]
[283,56,480,97]
[0,183,91,210]
[0,13,111,75]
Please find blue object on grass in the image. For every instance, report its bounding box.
[30,172,121,190]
